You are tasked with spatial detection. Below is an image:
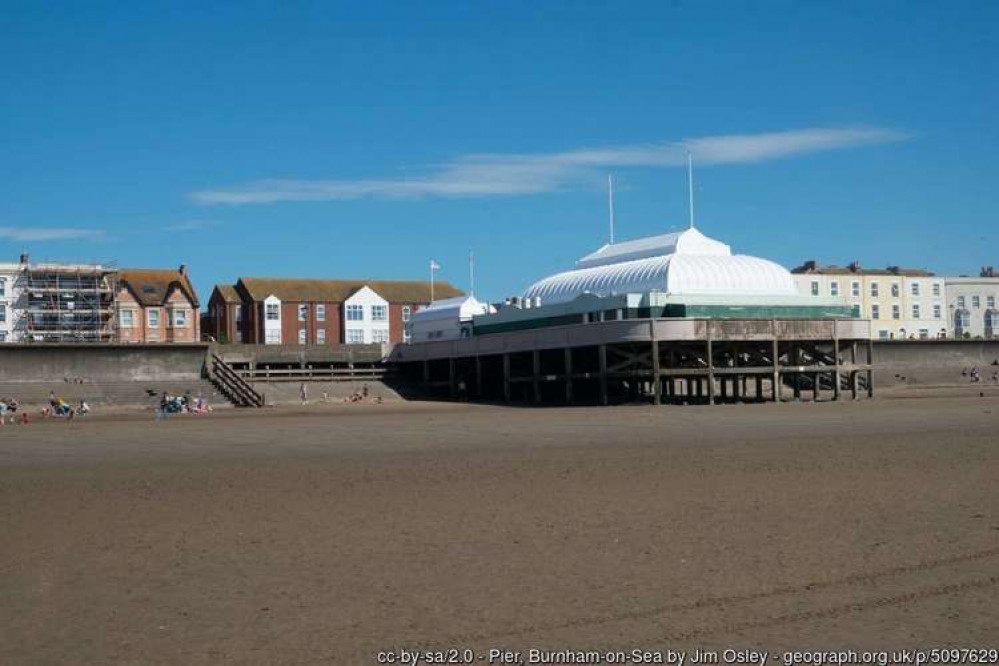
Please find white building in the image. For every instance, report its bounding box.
[945,271,999,339]
[0,262,25,342]
[407,296,494,342]
[522,227,802,305]
[791,261,946,340]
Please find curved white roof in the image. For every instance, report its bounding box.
[522,228,797,305]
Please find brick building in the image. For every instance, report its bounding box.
[205,277,463,345]
[117,266,201,343]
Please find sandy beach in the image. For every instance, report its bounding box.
[2,393,998,664]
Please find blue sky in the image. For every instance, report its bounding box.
[1,0,996,304]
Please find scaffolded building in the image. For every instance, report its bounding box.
[18,263,118,342]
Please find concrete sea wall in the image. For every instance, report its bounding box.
[0,344,209,382]
[874,340,999,386]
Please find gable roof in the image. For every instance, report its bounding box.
[212,284,240,303]
[120,268,199,308]
[236,277,463,304]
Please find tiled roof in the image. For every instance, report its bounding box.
[236,277,463,304]
[213,284,241,303]
[120,268,199,307]
[791,261,934,277]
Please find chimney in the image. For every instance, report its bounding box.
[848,261,861,273]
[804,259,816,272]
[178,264,187,276]
[19,253,29,264]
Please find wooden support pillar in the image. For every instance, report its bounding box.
[474,355,482,398]
[532,349,541,404]
[833,335,841,401]
[866,339,874,398]
[502,353,511,403]
[448,357,457,399]
[564,347,573,404]
[851,341,859,400]
[422,359,430,387]
[755,376,764,402]
[706,334,716,405]
[598,344,608,406]
[772,337,781,403]
[792,343,801,400]
[650,322,661,406]
[812,372,820,402]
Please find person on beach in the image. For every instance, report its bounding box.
[299,382,308,404]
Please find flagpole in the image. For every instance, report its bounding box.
[469,251,475,299]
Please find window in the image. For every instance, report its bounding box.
[933,304,941,319]
[870,282,879,297]
[919,329,929,340]
[957,296,966,308]
[346,304,363,321]
[932,283,941,297]
[871,304,880,320]
[972,295,981,308]
[911,304,920,319]
[265,329,281,344]
[235,305,243,322]
[987,311,999,338]
[851,282,860,297]
[172,309,188,327]
[878,330,889,341]
[955,310,971,336]
[0,279,5,297]
[298,329,307,345]
[317,329,326,344]
[317,305,325,321]
[988,296,996,309]
[892,305,900,320]
[346,329,365,344]
[372,329,389,343]
[0,304,6,323]
[891,283,899,298]
[120,309,135,328]
[911,283,920,296]
[830,281,839,297]
[810,281,819,296]
[371,305,387,321]
[298,304,308,321]
[402,305,412,322]
[266,303,280,321]
[148,309,160,327]
[0,331,6,342]
[403,331,412,344]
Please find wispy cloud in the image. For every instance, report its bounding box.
[191,126,910,205]
[0,227,106,242]
[163,219,219,232]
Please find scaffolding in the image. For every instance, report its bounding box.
[18,263,119,342]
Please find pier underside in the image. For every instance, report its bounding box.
[391,318,873,405]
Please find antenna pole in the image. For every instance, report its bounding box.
[607,174,615,244]
[687,152,695,230]
[469,250,475,299]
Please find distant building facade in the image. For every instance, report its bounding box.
[117,266,200,343]
[0,255,198,344]
[945,267,999,339]
[205,277,463,346]
[792,260,946,340]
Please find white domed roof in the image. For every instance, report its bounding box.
[522,228,797,305]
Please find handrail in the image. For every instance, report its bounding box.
[209,353,264,407]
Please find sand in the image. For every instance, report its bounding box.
[2,393,998,664]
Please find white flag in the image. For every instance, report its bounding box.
[430,259,441,271]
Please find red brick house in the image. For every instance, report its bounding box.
[117,266,200,343]
[205,277,462,345]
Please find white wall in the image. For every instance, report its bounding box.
[343,286,390,344]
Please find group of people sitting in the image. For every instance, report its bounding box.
[156,391,211,419]
[43,392,89,419]
[0,397,22,425]
[961,362,999,384]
